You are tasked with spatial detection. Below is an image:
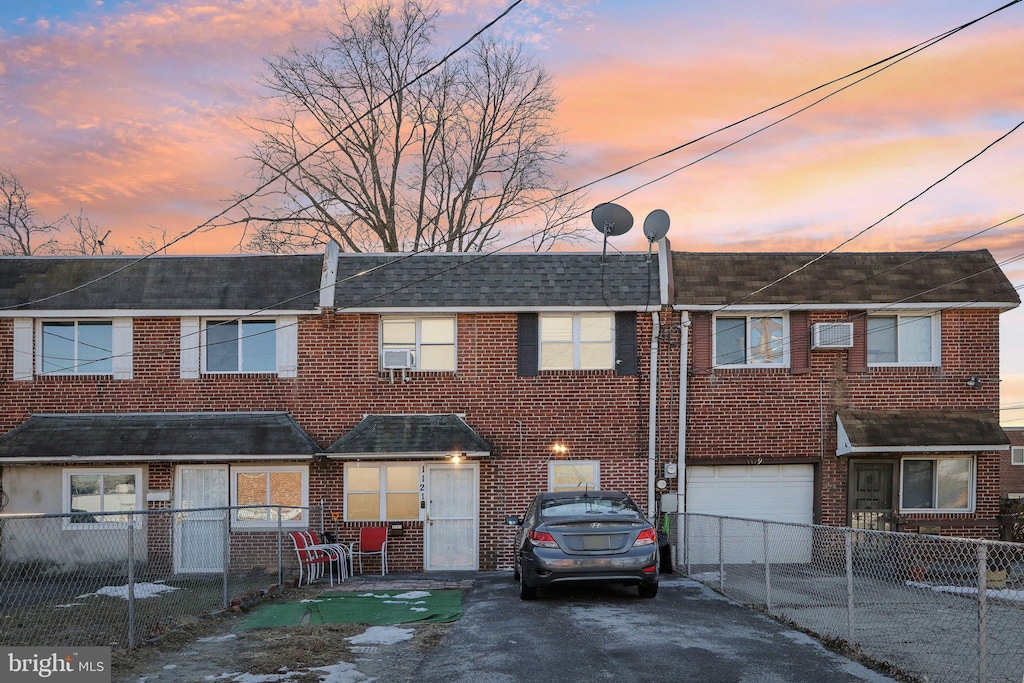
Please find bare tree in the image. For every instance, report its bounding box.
[50,206,123,256]
[0,168,59,255]
[235,0,588,253]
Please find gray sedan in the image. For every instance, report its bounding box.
[505,490,659,600]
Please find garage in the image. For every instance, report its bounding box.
[686,464,814,563]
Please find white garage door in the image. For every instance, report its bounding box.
[687,464,814,563]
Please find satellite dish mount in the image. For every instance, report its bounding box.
[590,203,634,261]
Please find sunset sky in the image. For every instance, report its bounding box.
[2,0,1022,421]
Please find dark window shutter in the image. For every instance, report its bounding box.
[517,313,539,377]
[847,312,867,374]
[790,311,811,375]
[692,313,712,375]
[615,312,638,376]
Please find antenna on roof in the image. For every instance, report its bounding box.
[642,209,670,261]
[591,203,633,262]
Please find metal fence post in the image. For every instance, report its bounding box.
[684,514,691,576]
[977,543,988,683]
[277,506,284,588]
[763,521,772,613]
[222,508,230,610]
[718,516,725,594]
[845,528,854,645]
[127,514,136,649]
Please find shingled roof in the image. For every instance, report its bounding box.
[836,409,1008,455]
[331,252,660,310]
[0,255,324,311]
[672,251,1019,308]
[325,414,491,458]
[0,412,320,461]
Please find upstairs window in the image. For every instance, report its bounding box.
[867,314,939,366]
[380,317,456,371]
[41,321,113,375]
[203,319,276,373]
[714,315,785,367]
[539,314,614,370]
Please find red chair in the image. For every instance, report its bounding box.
[306,531,349,581]
[289,531,338,586]
[349,526,388,575]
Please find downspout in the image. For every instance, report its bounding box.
[676,311,690,554]
[647,311,660,516]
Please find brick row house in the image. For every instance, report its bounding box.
[668,250,1019,539]
[0,244,1017,579]
[0,247,661,574]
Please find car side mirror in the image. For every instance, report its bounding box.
[504,515,522,526]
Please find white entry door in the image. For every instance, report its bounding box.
[425,463,478,571]
[174,465,229,573]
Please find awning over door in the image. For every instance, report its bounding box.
[324,414,491,460]
[836,409,1008,456]
[0,412,320,463]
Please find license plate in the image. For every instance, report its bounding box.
[583,535,611,550]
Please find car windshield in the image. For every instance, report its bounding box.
[540,496,641,519]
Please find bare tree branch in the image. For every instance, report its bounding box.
[0,168,59,255]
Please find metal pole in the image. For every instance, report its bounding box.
[127,514,136,649]
[222,507,230,610]
[846,529,855,645]
[763,521,772,613]
[719,516,725,594]
[684,514,691,576]
[977,544,988,683]
[277,506,284,588]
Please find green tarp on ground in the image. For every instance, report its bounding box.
[236,590,463,631]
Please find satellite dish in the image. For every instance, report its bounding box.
[591,203,633,237]
[643,209,670,242]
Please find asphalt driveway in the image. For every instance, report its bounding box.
[358,573,896,683]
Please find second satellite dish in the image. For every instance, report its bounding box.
[591,203,634,236]
[643,209,670,242]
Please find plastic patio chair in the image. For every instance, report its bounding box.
[289,531,335,586]
[349,526,389,575]
[305,530,349,582]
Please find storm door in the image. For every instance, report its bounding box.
[174,465,229,573]
[849,461,896,531]
[424,463,478,571]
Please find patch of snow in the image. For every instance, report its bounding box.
[163,664,178,670]
[308,661,368,682]
[906,581,1024,602]
[76,583,181,600]
[209,661,366,683]
[299,599,324,603]
[345,626,414,645]
[391,591,431,600]
[409,607,427,612]
[197,633,238,643]
[54,603,84,608]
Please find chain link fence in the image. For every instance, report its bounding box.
[669,513,1024,683]
[0,505,325,651]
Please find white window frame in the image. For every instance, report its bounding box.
[37,319,115,376]
[201,318,278,375]
[539,313,615,371]
[712,313,788,368]
[1012,447,1024,466]
[379,316,457,372]
[866,312,941,367]
[230,465,309,528]
[899,456,975,513]
[344,462,424,522]
[62,468,144,530]
[548,460,600,492]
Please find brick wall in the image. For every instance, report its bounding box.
[1003,428,1024,497]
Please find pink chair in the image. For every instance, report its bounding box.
[349,526,389,575]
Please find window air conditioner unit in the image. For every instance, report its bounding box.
[811,322,854,349]
[382,348,415,369]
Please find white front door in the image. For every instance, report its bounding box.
[424,463,478,571]
[174,465,229,573]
